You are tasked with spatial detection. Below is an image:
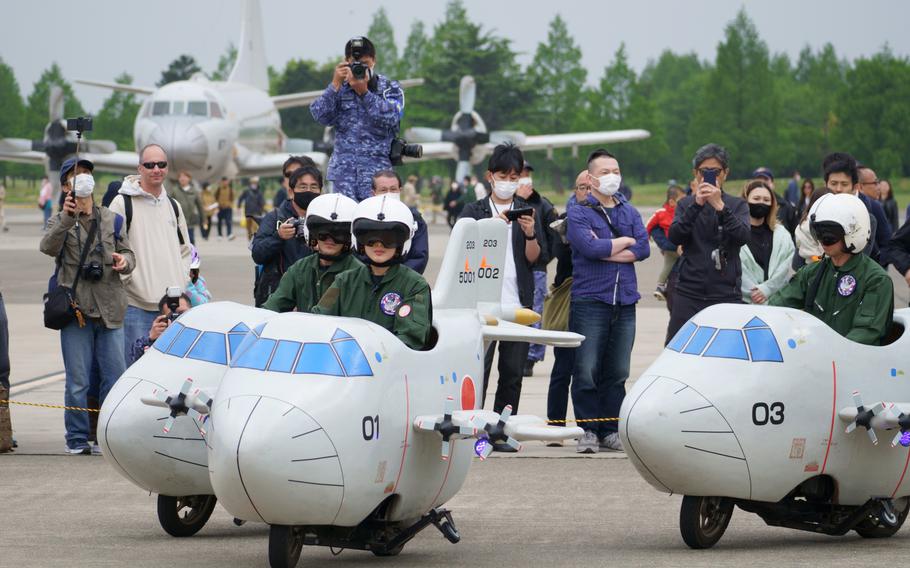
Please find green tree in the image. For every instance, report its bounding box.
[92,72,141,151]
[687,8,779,178]
[209,43,237,81]
[0,57,26,177]
[367,7,400,77]
[24,63,85,141]
[272,58,338,141]
[157,54,202,86]
[400,20,428,78]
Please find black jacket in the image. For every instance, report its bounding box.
[458,196,542,307]
[888,217,910,278]
[250,200,312,274]
[668,192,750,301]
[523,189,558,270]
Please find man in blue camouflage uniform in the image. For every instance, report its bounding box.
[311,36,404,202]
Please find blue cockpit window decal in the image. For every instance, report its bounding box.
[703,329,749,360]
[153,322,184,353]
[295,343,345,376]
[229,332,254,361]
[744,317,769,329]
[187,332,228,365]
[233,338,277,370]
[745,328,784,362]
[333,339,373,377]
[683,327,717,355]
[668,322,697,352]
[166,327,200,358]
[230,322,250,333]
[269,340,300,373]
[332,328,353,341]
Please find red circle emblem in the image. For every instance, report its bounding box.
[461,376,476,410]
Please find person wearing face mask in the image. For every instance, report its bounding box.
[40,162,135,455]
[184,245,212,307]
[770,193,893,345]
[310,36,405,202]
[250,165,319,307]
[666,143,750,344]
[567,149,650,454]
[458,144,543,450]
[370,170,428,274]
[739,180,794,304]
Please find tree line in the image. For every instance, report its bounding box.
[2,2,908,191]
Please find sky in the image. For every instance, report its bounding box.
[4,0,909,113]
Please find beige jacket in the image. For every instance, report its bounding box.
[108,176,191,311]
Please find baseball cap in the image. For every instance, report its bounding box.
[59,158,95,183]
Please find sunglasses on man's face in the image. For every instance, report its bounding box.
[142,161,168,170]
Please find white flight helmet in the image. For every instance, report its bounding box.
[351,195,416,256]
[808,192,871,253]
[303,193,358,246]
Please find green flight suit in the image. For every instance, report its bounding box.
[313,263,432,350]
[263,253,362,313]
[769,253,893,345]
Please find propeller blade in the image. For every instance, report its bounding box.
[458,425,476,437]
[404,127,444,143]
[49,86,64,122]
[852,390,864,409]
[500,405,514,423]
[480,439,494,460]
[471,415,489,431]
[489,130,527,146]
[82,139,117,154]
[0,138,34,153]
[845,423,857,434]
[162,416,176,434]
[179,378,194,397]
[416,418,439,432]
[893,431,903,448]
[441,439,451,460]
[504,436,521,452]
[459,76,476,115]
[444,395,454,417]
[455,161,472,184]
[868,429,879,445]
[871,402,886,415]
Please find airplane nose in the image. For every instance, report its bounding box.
[620,376,752,499]
[143,120,208,173]
[208,396,344,525]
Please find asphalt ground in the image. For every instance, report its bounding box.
[2,205,910,566]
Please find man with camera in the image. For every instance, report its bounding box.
[310,36,406,202]
[250,162,319,306]
[40,159,135,455]
[129,291,191,363]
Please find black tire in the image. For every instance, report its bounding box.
[855,497,910,538]
[269,525,304,568]
[371,544,404,557]
[679,495,733,549]
[157,494,217,537]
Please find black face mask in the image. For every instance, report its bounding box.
[749,203,771,220]
[293,191,318,211]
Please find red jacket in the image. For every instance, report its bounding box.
[646,204,675,237]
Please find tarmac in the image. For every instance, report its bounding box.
[2,204,910,567]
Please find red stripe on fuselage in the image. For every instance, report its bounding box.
[821,361,837,474]
[392,375,410,494]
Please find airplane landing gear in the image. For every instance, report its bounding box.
[269,525,305,568]
[679,495,733,549]
[855,497,910,538]
[157,494,217,537]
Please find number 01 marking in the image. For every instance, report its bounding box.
[752,402,784,425]
[362,415,379,440]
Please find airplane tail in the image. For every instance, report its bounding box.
[227,0,269,91]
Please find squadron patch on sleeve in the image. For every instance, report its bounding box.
[837,274,857,297]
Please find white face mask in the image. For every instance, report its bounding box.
[73,173,95,198]
[596,173,622,197]
[492,180,518,200]
[383,191,401,201]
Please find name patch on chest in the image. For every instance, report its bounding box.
[837,274,857,297]
[380,292,403,316]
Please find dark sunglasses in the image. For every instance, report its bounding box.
[365,238,398,248]
[142,161,168,170]
[316,230,350,242]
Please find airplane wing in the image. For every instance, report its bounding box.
[75,79,155,96]
[272,78,426,110]
[482,320,584,347]
[234,147,328,177]
[414,410,583,442]
[486,129,651,153]
[0,145,140,175]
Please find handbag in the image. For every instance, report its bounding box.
[43,217,98,330]
[542,276,572,332]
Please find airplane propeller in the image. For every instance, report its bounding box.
[140,378,213,435]
[416,396,476,461]
[472,405,521,459]
[890,410,910,448]
[845,390,885,445]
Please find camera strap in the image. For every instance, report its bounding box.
[71,215,100,298]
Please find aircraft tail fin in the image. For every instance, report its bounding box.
[227,0,269,91]
[432,217,508,311]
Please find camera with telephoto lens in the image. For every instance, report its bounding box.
[66,116,93,134]
[389,138,423,166]
[81,260,103,282]
[348,38,368,80]
[165,286,182,322]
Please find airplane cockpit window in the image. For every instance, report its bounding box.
[187,331,228,365]
[172,101,186,115]
[151,101,170,116]
[268,340,300,373]
[167,327,201,358]
[228,323,251,359]
[210,103,223,118]
[233,338,277,370]
[667,317,783,363]
[330,329,373,376]
[294,343,345,377]
[153,321,185,353]
[187,101,208,116]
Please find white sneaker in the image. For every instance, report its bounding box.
[576,431,599,454]
[227,234,236,241]
[65,444,91,455]
[599,432,624,452]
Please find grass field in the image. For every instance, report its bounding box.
[4,175,910,211]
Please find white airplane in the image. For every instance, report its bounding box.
[404,75,651,181]
[98,217,584,567]
[619,303,910,549]
[0,0,422,184]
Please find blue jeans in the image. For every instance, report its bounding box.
[547,346,574,423]
[527,271,547,363]
[124,306,158,366]
[61,319,125,449]
[569,298,636,436]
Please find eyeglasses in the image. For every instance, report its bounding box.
[142,161,168,170]
[294,185,321,192]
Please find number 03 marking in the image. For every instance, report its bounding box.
[752,402,784,425]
